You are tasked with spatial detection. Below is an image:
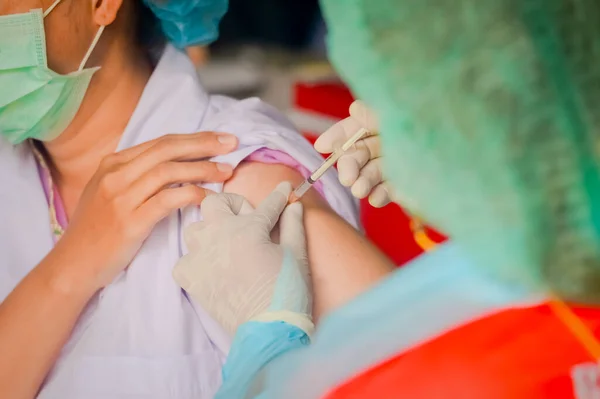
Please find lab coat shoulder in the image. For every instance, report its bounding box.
[194,96,359,229]
[131,46,357,230]
[199,93,327,176]
[203,95,298,135]
[262,242,545,399]
[197,94,304,168]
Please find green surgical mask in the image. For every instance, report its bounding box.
[0,0,105,144]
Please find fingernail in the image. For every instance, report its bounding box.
[217,163,233,173]
[218,134,237,146]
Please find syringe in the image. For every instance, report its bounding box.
[289,128,370,203]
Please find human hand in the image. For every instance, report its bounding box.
[173,182,313,337]
[54,132,238,292]
[315,100,392,208]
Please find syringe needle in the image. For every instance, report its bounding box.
[289,128,369,203]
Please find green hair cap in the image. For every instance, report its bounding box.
[321,0,600,301]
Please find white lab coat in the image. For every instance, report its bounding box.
[0,45,358,399]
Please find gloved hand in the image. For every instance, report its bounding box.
[315,100,393,208]
[173,182,313,337]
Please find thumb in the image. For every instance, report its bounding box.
[254,182,293,231]
[278,202,307,267]
[200,192,249,222]
[269,202,312,315]
[314,116,361,154]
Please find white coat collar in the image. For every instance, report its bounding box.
[117,44,209,150]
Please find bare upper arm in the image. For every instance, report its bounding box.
[223,161,394,319]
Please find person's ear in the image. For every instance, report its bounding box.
[91,0,124,26]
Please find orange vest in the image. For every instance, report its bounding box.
[324,303,600,398]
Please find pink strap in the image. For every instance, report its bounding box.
[245,148,326,197]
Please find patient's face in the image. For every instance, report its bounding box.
[1,0,101,74]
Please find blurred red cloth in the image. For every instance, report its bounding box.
[294,81,356,120]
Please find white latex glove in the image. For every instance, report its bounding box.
[173,182,313,337]
[315,100,392,208]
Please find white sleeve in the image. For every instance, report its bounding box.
[181,96,360,231]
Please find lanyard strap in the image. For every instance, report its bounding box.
[30,141,65,241]
[410,217,438,251]
[548,296,600,360]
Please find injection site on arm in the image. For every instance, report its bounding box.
[223,161,394,318]
[289,128,370,203]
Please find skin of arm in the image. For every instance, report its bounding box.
[223,161,395,319]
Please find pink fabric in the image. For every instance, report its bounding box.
[35,148,324,235]
[245,148,325,197]
[52,186,68,230]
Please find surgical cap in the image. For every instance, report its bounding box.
[142,0,228,48]
[321,0,600,302]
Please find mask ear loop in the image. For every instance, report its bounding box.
[43,0,62,17]
[43,0,105,72]
[78,25,105,71]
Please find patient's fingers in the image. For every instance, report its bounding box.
[113,131,236,164]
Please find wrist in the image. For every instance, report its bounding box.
[39,240,102,301]
[251,311,315,338]
[218,321,310,397]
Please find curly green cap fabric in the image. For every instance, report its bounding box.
[321,0,600,301]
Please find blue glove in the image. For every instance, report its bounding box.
[143,0,229,48]
[216,321,310,399]
[213,246,314,399]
